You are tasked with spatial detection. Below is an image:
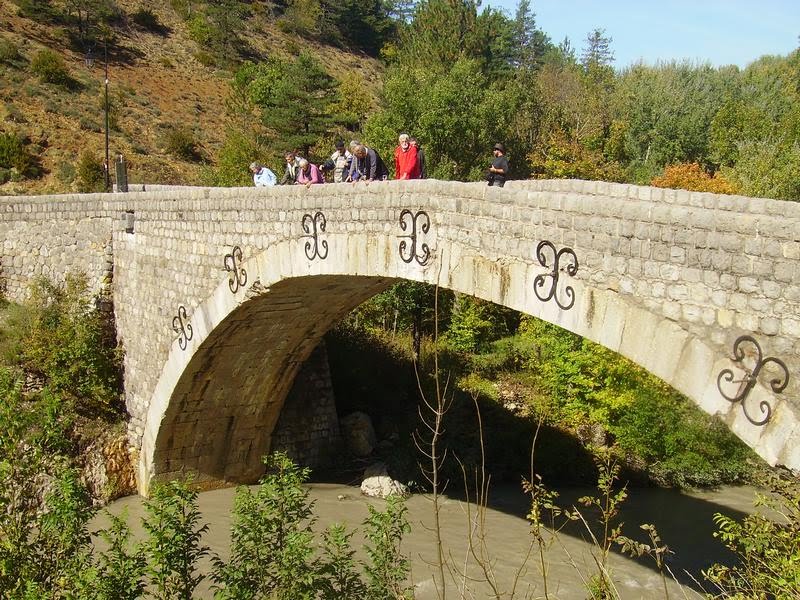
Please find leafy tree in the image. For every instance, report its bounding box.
[0,370,75,596]
[317,524,366,599]
[18,274,121,413]
[704,473,800,597]
[363,494,413,600]
[322,0,396,55]
[211,453,317,599]
[239,53,339,159]
[651,162,737,194]
[142,481,209,599]
[88,512,146,600]
[511,0,551,70]
[724,137,800,200]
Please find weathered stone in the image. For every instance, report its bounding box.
[340,411,377,457]
[360,462,409,499]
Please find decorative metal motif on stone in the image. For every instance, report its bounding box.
[717,335,789,426]
[533,240,579,310]
[223,245,247,293]
[398,209,431,266]
[302,211,329,260]
[172,305,193,351]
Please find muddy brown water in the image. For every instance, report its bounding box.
[96,483,757,599]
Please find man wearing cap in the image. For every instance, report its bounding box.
[249,162,277,187]
[487,143,509,187]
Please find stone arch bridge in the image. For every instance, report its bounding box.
[2,179,799,494]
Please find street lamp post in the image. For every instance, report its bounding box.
[103,40,109,192]
[84,41,110,192]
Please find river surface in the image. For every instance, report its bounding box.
[96,482,757,599]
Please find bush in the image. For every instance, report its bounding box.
[163,126,200,161]
[704,473,800,597]
[0,132,39,178]
[651,162,737,195]
[76,150,106,191]
[0,38,21,64]
[18,274,121,413]
[30,48,73,86]
[131,8,163,31]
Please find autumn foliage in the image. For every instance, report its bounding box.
[651,162,738,195]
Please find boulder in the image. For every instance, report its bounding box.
[340,411,377,457]
[360,462,409,499]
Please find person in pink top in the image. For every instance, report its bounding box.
[394,133,419,179]
[296,158,324,187]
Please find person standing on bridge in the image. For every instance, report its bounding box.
[410,136,426,179]
[394,133,419,179]
[349,143,388,183]
[280,151,302,185]
[296,158,324,187]
[249,162,277,187]
[487,142,509,187]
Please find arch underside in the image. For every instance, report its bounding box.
[151,275,394,486]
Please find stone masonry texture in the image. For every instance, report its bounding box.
[1,179,799,493]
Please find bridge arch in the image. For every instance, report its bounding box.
[139,224,793,494]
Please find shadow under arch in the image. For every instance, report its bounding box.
[137,230,786,496]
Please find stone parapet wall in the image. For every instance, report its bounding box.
[0,193,118,301]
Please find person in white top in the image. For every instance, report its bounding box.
[330,141,352,183]
[249,162,277,187]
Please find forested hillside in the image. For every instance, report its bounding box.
[2,0,799,198]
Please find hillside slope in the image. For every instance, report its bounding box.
[0,1,382,195]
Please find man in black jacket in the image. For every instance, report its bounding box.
[487,142,509,187]
[349,144,389,182]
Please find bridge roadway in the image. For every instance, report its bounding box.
[1,178,799,493]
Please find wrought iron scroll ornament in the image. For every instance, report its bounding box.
[533,240,579,310]
[302,211,329,260]
[717,335,789,426]
[172,305,193,351]
[223,245,247,293]
[398,209,431,266]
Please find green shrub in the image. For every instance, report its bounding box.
[704,473,800,597]
[187,14,213,45]
[193,50,216,67]
[143,481,209,598]
[0,132,39,178]
[131,8,162,31]
[76,150,106,192]
[30,48,72,86]
[19,274,121,412]
[0,38,21,64]
[0,167,10,184]
[163,126,200,161]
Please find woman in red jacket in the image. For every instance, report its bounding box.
[394,133,419,179]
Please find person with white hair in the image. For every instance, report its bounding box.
[394,133,419,180]
[296,158,324,187]
[249,162,277,187]
[347,143,388,182]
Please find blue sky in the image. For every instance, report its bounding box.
[483,0,799,68]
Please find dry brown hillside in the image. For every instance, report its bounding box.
[0,1,382,195]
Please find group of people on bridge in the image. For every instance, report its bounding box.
[248,136,510,188]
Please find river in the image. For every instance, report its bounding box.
[96,482,757,599]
